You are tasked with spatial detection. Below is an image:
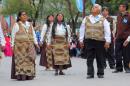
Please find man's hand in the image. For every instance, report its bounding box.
[104,42,110,49]
[113,37,116,43]
[123,40,129,47]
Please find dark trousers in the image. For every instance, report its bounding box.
[115,39,130,71]
[85,39,105,76]
[70,48,77,57]
[104,42,115,67]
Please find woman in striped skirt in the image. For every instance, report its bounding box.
[47,13,72,75]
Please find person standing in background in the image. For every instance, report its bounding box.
[102,7,115,69]
[113,3,130,73]
[39,14,54,70]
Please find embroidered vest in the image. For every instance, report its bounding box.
[85,17,105,41]
[15,22,34,42]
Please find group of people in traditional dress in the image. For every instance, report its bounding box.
[79,3,130,79]
[39,13,71,75]
[9,12,72,81]
[0,2,130,81]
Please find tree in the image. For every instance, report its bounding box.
[36,0,92,33]
[2,0,46,26]
[96,0,127,15]
[65,0,80,33]
[65,0,91,33]
[28,0,44,25]
[39,0,80,33]
[1,0,92,33]
[2,0,34,16]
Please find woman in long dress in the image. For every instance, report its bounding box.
[39,14,54,70]
[47,13,71,75]
[11,11,39,80]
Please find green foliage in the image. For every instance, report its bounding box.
[41,0,71,20]
[1,0,92,20]
[97,0,128,15]
[2,0,34,16]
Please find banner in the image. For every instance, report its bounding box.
[5,16,11,28]
[76,0,83,12]
[91,0,96,5]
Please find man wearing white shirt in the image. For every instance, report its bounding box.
[79,4,111,79]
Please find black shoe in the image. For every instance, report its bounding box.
[59,71,65,75]
[55,69,58,76]
[112,70,123,73]
[86,75,94,79]
[104,65,107,69]
[110,66,115,69]
[125,69,130,73]
[98,75,104,78]
[55,72,58,76]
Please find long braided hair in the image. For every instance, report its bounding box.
[46,14,54,28]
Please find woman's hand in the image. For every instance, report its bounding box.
[39,42,43,47]
[0,46,5,52]
[35,44,40,50]
[47,44,52,49]
[68,43,71,48]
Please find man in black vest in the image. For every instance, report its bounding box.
[102,7,115,69]
[113,3,130,73]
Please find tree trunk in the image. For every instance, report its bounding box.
[83,0,86,18]
[30,0,44,27]
[66,0,77,33]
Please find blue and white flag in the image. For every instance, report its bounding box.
[5,16,11,28]
[91,0,96,5]
[76,0,83,12]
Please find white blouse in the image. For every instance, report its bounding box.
[47,23,71,45]
[11,21,38,47]
[0,22,6,46]
[40,23,53,43]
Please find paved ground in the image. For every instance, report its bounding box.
[0,56,130,86]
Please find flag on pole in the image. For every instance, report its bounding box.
[91,0,96,5]
[5,16,11,28]
[76,0,83,12]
